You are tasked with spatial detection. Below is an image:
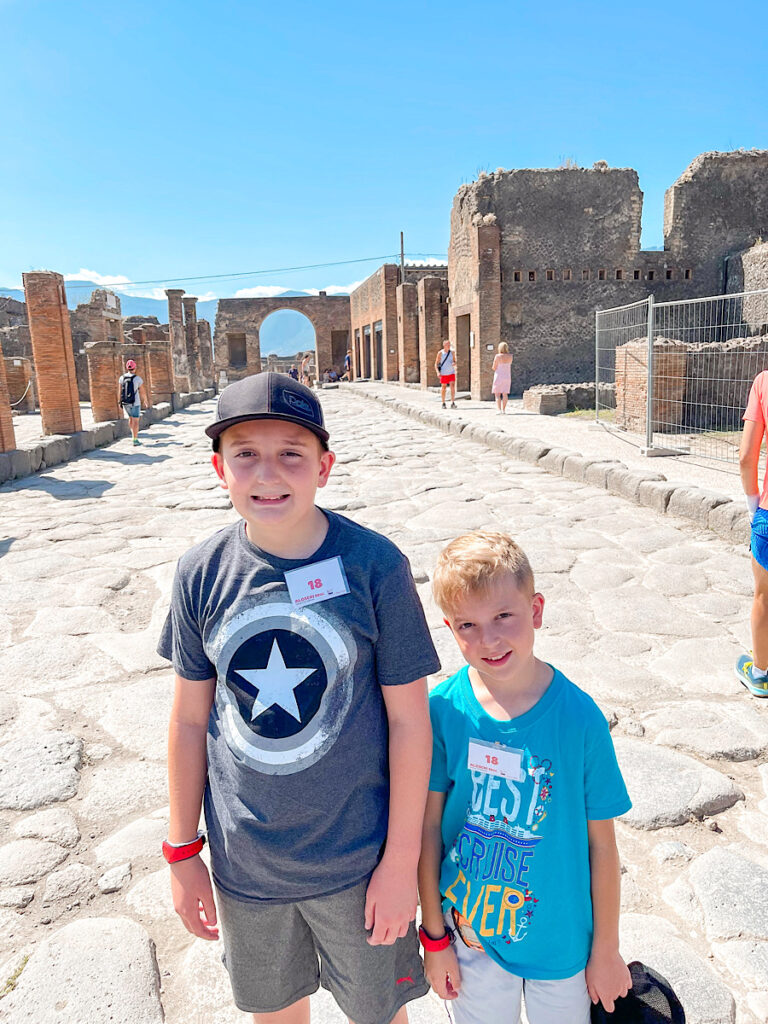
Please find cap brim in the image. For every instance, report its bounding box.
[205,412,330,443]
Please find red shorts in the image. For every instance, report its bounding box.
[440,374,456,384]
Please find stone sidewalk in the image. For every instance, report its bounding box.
[0,392,767,1023]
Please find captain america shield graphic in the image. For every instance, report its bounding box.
[208,598,357,775]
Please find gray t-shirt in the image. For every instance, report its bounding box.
[157,510,440,903]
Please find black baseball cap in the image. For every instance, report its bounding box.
[591,962,685,1024]
[206,372,329,448]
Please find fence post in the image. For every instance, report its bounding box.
[645,295,655,452]
[594,309,599,423]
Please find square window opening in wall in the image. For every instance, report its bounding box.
[563,268,572,281]
[598,269,606,281]
[582,269,590,281]
[546,269,555,281]
[648,270,655,281]
[666,268,673,280]
[513,270,522,282]
[685,268,692,280]
[615,269,623,280]
[633,269,641,280]
[528,271,536,282]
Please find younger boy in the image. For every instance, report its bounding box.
[158,372,439,1024]
[418,532,631,1024]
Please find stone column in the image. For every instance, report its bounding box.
[417,277,448,390]
[0,340,17,452]
[183,296,203,391]
[23,271,82,434]
[166,289,189,392]
[473,221,501,401]
[383,265,399,382]
[396,281,419,384]
[85,341,123,422]
[197,320,214,388]
[147,341,175,404]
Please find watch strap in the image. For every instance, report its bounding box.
[418,924,452,951]
[162,831,206,864]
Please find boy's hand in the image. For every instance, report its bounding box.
[585,948,631,1012]
[364,857,417,945]
[170,855,219,941]
[424,946,461,1000]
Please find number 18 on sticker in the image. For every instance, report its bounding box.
[284,556,350,608]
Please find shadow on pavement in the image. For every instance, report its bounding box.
[85,450,171,466]
[7,477,115,499]
[0,537,16,559]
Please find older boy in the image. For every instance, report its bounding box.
[418,532,631,1024]
[158,372,439,1024]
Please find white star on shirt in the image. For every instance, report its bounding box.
[236,638,316,723]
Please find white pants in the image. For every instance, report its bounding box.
[447,934,590,1024]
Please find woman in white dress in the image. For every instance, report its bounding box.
[491,342,514,413]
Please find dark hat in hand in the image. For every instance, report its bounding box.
[591,962,685,1023]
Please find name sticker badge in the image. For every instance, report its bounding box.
[468,738,524,781]
[284,556,350,609]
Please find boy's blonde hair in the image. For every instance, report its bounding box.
[432,531,535,614]
[498,342,510,353]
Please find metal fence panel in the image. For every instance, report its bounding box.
[595,289,768,467]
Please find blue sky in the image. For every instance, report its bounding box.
[2,0,766,304]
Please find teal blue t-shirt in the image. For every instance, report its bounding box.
[429,665,631,980]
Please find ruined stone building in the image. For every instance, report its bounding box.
[447,149,768,398]
[213,293,349,385]
[349,264,448,386]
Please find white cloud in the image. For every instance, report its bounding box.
[234,285,292,299]
[64,267,132,286]
[305,280,362,296]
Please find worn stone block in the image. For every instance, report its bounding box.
[112,418,130,440]
[637,479,677,513]
[74,429,96,454]
[708,501,751,545]
[606,466,665,503]
[516,439,551,464]
[667,487,730,526]
[0,447,33,482]
[38,436,70,469]
[154,402,172,420]
[583,460,625,489]
[447,417,467,437]
[562,454,592,482]
[91,422,116,447]
[538,447,574,475]
[522,388,567,415]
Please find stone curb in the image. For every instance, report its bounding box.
[0,388,215,487]
[343,385,751,547]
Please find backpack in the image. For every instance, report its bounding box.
[120,373,136,405]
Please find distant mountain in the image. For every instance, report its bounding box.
[0,281,344,357]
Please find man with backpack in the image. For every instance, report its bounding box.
[117,358,146,446]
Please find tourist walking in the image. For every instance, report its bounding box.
[435,339,457,409]
[300,353,312,386]
[736,369,768,697]
[117,359,146,446]
[491,341,514,414]
[344,349,352,381]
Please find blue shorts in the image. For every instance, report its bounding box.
[751,508,768,572]
[123,403,141,419]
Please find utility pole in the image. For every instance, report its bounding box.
[400,231,405,281]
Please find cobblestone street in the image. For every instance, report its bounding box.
[1,390,767,1023]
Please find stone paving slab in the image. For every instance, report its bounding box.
[1,391,766,1022]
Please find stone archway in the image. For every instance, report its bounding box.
[213,293,350,385]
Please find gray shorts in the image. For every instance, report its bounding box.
[216,877,427,1023]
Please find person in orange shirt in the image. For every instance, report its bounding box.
[736,369,768,697]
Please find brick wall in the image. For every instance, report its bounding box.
[417,276,449,389]
[349,265,399,380]
[4,357,35,412]
[183,297,203,391]
[166,289,190,391]
[396,282,419,383]
[0,340,16,452]
[23,272,82,435]
[615,339,688,433]
[197,320,214,387]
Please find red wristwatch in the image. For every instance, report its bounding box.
[162,831,206,864]
[418,924,453,951]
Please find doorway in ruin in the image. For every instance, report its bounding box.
[374,321,383,380]
[260,310,316,375]
[455,314,472,394]
[363,325,372,377]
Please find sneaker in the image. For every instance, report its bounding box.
[133,438,141,446]
[735,654,768,697]
[441,402,446,409]
[450,402,457,409]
